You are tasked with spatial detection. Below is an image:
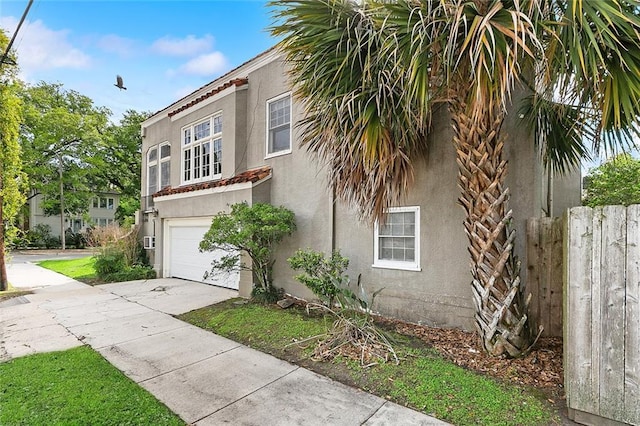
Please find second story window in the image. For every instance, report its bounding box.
[147,147,158,196]
[266,93,291,157]
[92,197,115,210]
[146,143,170,196]
[182,114,222,184]
[160,143,171,189]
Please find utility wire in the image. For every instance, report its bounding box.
[0,0,34,69]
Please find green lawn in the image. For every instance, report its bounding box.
[0,346,184,425]
[178,300,558,426]
[38,256,97,282]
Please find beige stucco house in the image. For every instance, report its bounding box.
[28,191,120,237]
[140,47,580,331]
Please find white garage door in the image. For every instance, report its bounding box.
[167,224,239,290]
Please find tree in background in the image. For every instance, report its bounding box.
[0,29,26,290]
[272,0,640,356]
[19,82,110,247]
[89,109,150,225]
[583,154,640,207]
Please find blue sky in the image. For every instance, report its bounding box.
[0,0,632,170]
[0,0,276,120]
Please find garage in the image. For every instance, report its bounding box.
[165,220,239,290]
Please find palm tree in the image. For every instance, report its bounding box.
[270,0,640,357]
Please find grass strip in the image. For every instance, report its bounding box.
[37,256,97,282]
[178,300,557,426]
[0,346,184,426]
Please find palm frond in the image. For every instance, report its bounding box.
[519,93,592,174]
[544,0,640,156]
[270,0,431,221]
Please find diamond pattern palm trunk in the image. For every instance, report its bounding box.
[450,99,537,358]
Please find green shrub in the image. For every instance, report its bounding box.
[65,229,87,249]
[102,265,156,283]
[288,249,350,307]
[93,248,126,277]
[251,285,284,304]
[26,224,61,249]
[200,202,296,302]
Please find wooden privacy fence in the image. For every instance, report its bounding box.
[565,205,640,426]
[526,217,563,337]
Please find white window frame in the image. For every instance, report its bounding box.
[93,196,115,210]
[265,92,292,158]
[181,113,222,185]
[373,206,421,271]
[147,147,159,196]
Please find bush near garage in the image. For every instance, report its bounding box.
[88,225,154,282]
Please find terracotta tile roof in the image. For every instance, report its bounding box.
[168,78,248,117]
[153,166,272,198]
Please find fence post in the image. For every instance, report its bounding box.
[625,205,640,425]
[564,206,597,416]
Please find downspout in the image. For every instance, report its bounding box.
[546,166,553,218]
[331,182,336,252]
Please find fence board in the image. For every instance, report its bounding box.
[599,206,627,421]
[626,205,640,425]
[589,207,602,416]
[549,218,564,335]
[526,218,542,330]
[565,207,595,413]
[566,205,640,425]
[540,217,553,332]
[527,217,563,337]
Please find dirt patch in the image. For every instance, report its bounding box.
[372,315,578,424]
[282,299,575,423]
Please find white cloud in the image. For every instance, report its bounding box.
[175,52,229,77]
[151,34,214,57]
[97,34,135,58]
[0,17,91,75]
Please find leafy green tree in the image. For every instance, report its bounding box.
[89,110,150,226]
[0,29,26,290]
[271,0,640,356]
[200,202,296,302]
[19,82,110,248]
[90,110,149,197]
[583,154,640,207]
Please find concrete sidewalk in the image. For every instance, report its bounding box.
[1,262,448,425]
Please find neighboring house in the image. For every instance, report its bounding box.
[140,48,581,331]
[28,192,120,237]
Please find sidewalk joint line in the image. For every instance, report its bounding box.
[191,366,301,424]
[137,344,244,384]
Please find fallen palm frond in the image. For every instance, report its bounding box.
[303,303,399,367]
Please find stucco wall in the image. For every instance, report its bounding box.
[140,53,582,332]
[243,58,332,303]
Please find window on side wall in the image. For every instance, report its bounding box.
[182,114,222,184]
[147,147,158,196]
[373,206,421,271]
[266,93,291,157]
[159,143,171,189]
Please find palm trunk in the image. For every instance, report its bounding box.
[450,98,539,358]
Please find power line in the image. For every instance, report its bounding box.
[0,0,34,69]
